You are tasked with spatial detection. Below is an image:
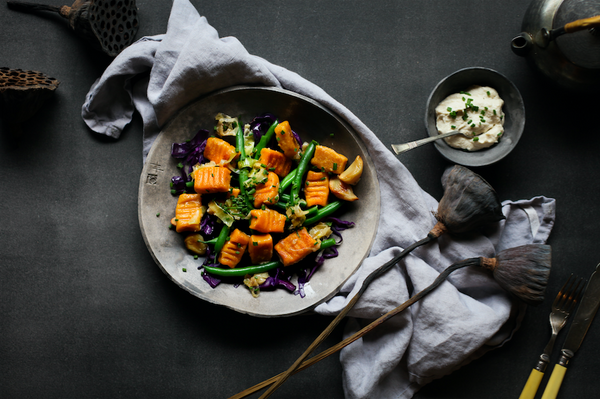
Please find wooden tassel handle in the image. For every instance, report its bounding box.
[564,15,600,33]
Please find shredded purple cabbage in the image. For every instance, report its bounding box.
[259,267,296,292]
[170,175,189,195]
[170,129,209,194]
[249,113,277,142]
[200,213,218,238]
[325,216,356,230]
[202,272,221,288]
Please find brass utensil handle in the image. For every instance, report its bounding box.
[565,15,600,33]
[518,369,545,399]
[391,131,463,155]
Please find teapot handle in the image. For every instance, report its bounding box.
[565,15,600,33]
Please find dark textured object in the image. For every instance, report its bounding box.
[0,67,60,136]
[7,0,139,57]
[434,164,505,235]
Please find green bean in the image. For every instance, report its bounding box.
[203,261,282,277]
[320,238,337,250]
[303,201,342,226]
[214,224,230,254]
[253,120,279,159]
[279,168,297,193]
[291,140,317,205]
[305,205,319,216]
[236,123,246,161]
[199,237,218,245]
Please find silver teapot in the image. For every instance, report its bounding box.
[511,0,600,91]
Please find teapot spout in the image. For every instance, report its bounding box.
[511,32,533,56]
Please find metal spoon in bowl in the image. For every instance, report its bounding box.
[391,130,468,154]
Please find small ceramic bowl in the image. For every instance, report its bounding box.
[425,67,525,167]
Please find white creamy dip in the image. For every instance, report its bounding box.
[435,86,505,151]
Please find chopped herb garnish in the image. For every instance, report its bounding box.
[451,125,456,129]
[333,163,337,171]
[447,107,452,112]
[473,136,479,141]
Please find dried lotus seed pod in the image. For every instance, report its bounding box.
[435,165,505,234]
[7,0,139,57]
[0,67,60,136]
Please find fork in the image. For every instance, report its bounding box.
[518,274,585,399]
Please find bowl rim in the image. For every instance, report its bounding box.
[425,66,525,167]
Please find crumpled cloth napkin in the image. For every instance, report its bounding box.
[81,0,556,397]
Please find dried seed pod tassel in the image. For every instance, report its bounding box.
[481,243,552,305]
[7,0,140,57]
[433,164,506,235]
[232,244,552,399]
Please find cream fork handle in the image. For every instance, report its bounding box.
[518,369,544,399]
[540,364,567,399]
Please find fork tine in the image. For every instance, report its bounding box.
[553,274,573,309]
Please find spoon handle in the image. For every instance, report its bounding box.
[391,131,462,155]
[564,15,600,34]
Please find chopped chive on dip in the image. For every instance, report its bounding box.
[451,125,456,129]
[473,136,479,141]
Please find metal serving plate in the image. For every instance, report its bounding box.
[138,86,379,317]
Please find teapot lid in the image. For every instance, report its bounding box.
[555,0,600,69]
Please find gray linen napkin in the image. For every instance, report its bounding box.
[81,1,556,398]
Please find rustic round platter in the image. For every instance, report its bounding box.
[138,86,380,317]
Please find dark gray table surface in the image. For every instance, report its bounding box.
[2,1,599,398]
